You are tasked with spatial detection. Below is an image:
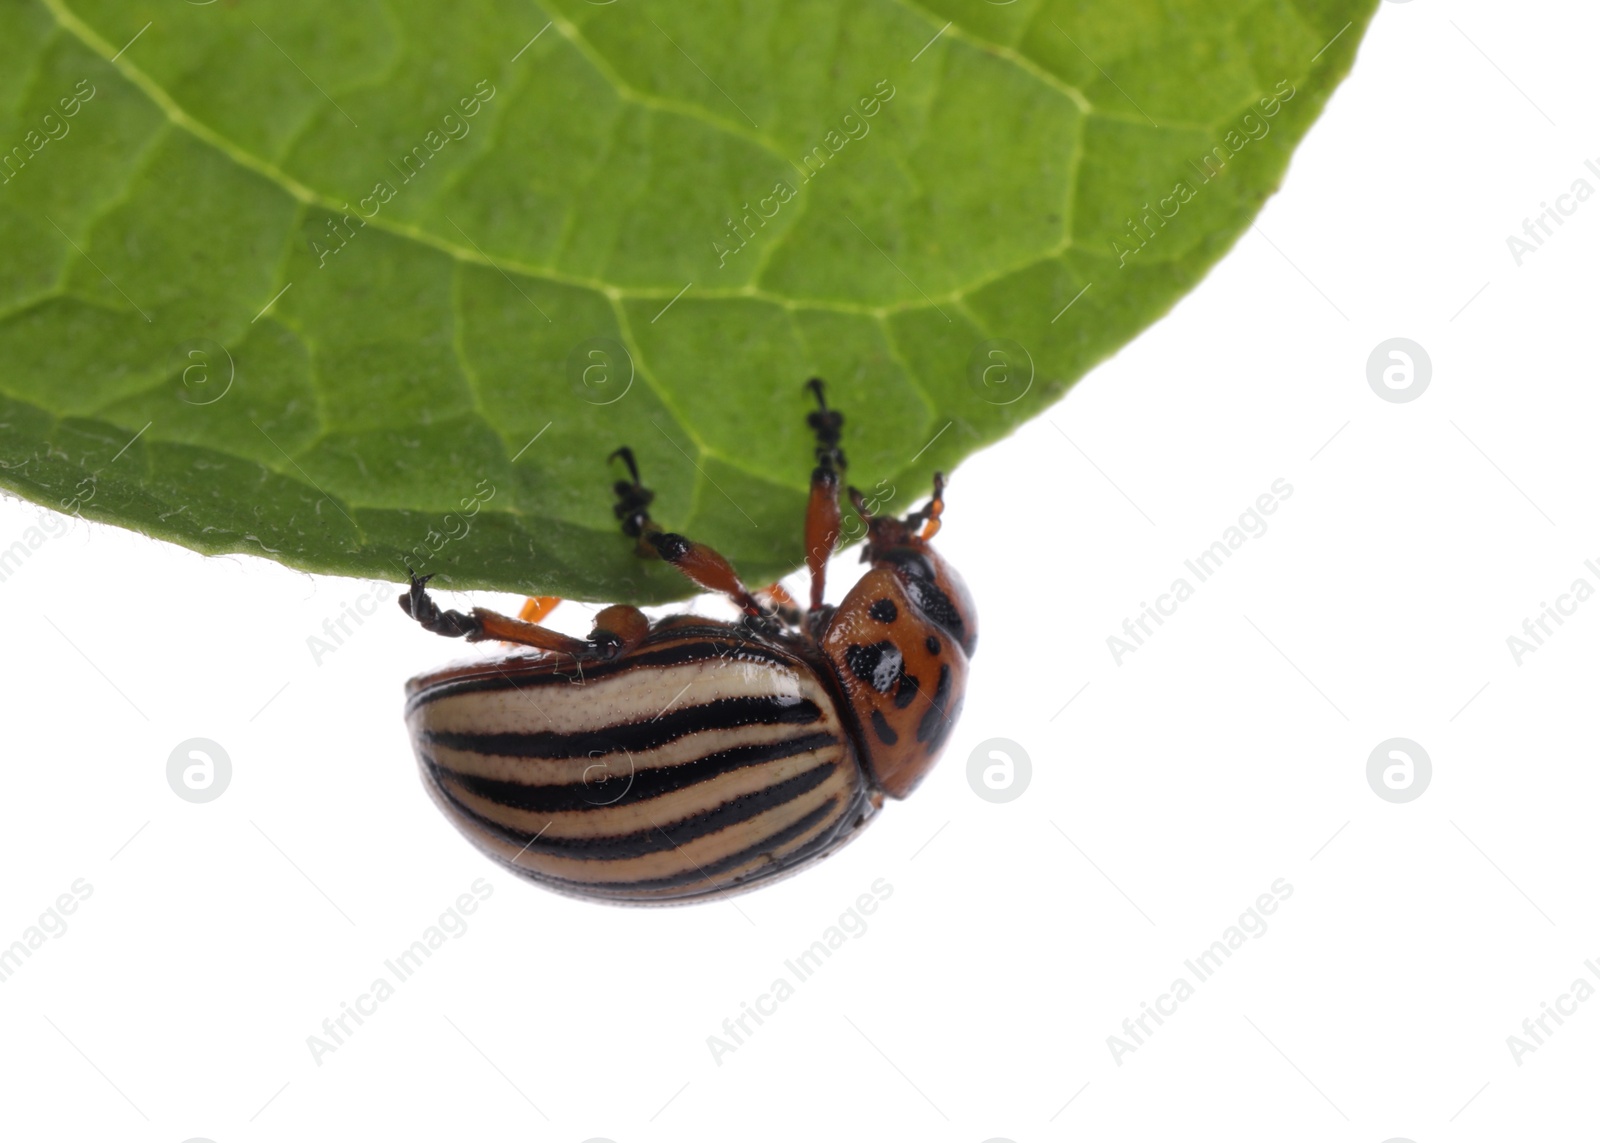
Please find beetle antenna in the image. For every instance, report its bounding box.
[904,472,946,541]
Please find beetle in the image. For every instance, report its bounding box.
[399,379,975,905]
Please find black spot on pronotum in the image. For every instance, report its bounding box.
[845,641,903,694]
[893,673,919,709]
[916,664,952,744]
[870,710,899,745]
[868,598,898,623]
[925,635,940,655]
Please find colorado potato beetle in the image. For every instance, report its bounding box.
[399,380,976,905]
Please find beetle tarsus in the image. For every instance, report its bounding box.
[804,378,848,611]
[400,572,485,641]
[609,446,658,542]
[805,377,847,477]
[608,452,765,617]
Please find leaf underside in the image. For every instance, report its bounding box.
[0,0,1377,602]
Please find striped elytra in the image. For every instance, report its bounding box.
[406,619,882,905]
[399,378,976,905]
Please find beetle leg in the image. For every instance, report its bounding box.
[802,377,846,612]
[519,595,562,624]
[609,447,766,618]
[400,574,631,660]
[757,581,803,627]
[587,603,650,657]
[642,532,765,617]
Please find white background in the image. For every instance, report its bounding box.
[3,2,1599,1140]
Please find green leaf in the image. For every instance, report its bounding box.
[0,0,1376,602]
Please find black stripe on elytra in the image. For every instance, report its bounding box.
[916,664,952,743]
[620,638,799,672]
[428,731,839,813]
[442,760,839,861]
[596,787,868,897]
[426,694,821,760]
[407,637,799,709]
[502,794,848,896]
[638,623,785,647]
